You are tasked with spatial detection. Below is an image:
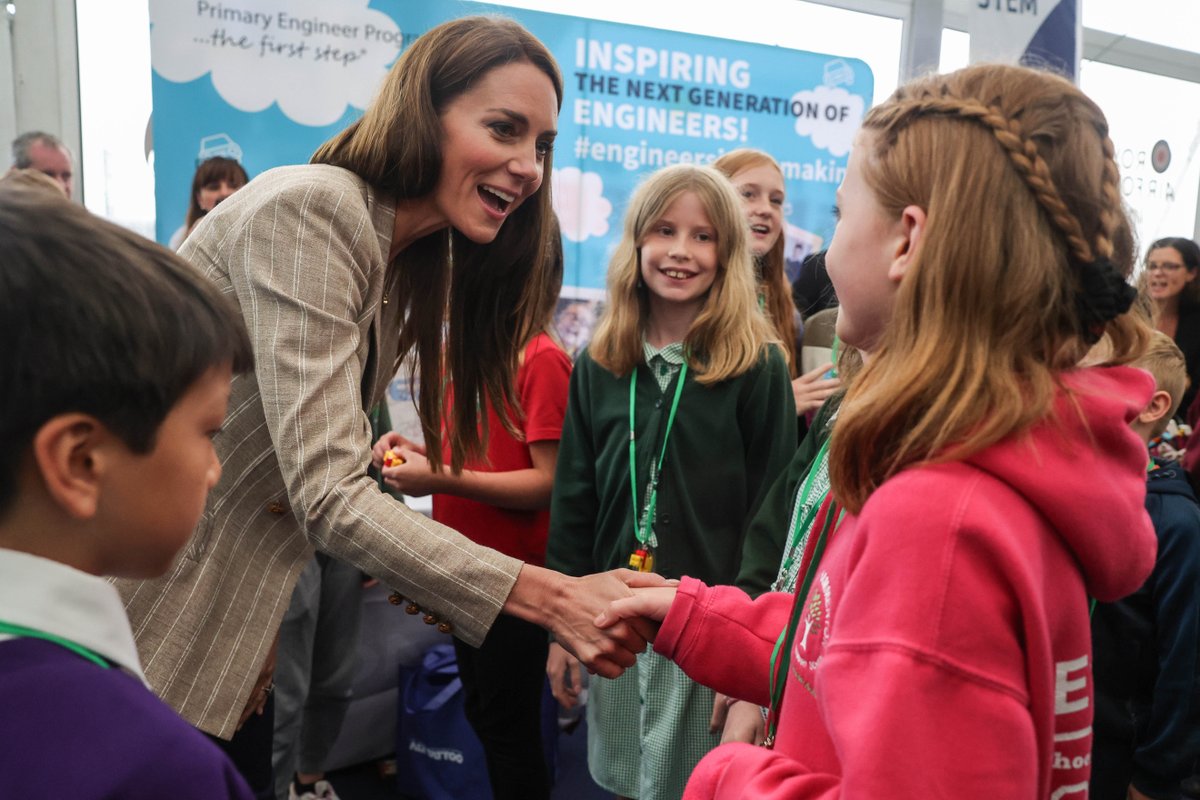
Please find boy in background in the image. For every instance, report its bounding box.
[0,184,256,798]
[1092,331,1200,800]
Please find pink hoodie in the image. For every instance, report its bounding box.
[655,367,1157,799]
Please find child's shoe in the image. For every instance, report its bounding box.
[288,778,340,800]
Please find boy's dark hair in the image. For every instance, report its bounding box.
[0,184,254,515]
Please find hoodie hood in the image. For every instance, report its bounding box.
[965,366,1157,602]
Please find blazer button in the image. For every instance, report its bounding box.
[423,614,437,625]
[267,501,287,515]
[388,592,404,606]
[405,603,421,615]
[437,622,453,634]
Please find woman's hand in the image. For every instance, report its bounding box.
[381,447,441,496]
[720,699,766,745]
[791,362,841,416]
[546,641,584,709]
[370,430,426,468]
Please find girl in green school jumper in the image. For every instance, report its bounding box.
[545,164,796,799]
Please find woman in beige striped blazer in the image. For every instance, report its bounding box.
[116,15,661,781]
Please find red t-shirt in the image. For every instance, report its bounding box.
[432,333,572,565]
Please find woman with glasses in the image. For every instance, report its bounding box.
[1144,237,1200,416]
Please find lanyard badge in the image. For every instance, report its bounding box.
[628,547,655,573]
[628,360,687,574]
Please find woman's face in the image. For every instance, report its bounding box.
[1145,246,1196,303]
[196,177,245,213]
[433,60,558,244]
[730,162,785,258]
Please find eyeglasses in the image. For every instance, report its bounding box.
[1146,260,1187,272]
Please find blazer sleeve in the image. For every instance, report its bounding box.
[221,178,521,645]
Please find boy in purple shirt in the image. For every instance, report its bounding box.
[0,184,256,798]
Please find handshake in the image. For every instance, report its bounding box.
[532,567,682,710]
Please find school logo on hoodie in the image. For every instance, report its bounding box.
[792,571,834,695]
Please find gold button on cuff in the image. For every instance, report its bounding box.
[437,622,453,634]
[405,603,420,615]
[387,592,404,606]
[423,614,437,625]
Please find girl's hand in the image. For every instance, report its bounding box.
[791,362,841,416]
[594,585,678,635]
[709,693,730,733]
[546,641,584,709]
[720,699,766,745]
[370,431,426,468]
[381,447,440,496]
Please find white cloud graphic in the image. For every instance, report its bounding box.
[790,85,864,158]
[552,168,613,244]
[150,0,402,127]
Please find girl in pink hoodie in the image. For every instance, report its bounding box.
[598,63,1158,799]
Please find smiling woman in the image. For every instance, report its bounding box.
[113,15,667,793]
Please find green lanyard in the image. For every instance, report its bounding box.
[629,361,688,549]
[0,619,111,669]
[764,495,841,748]
[774,438,833,592]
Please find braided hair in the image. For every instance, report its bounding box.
[829,64,1148,512]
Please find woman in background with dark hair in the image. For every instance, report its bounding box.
[116,16,658,795]
[168,156,249,250]
[1144,236,1200,416]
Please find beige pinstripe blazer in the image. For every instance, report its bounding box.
[116,165,522,739]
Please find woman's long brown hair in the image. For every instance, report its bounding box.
[312,16,563,472]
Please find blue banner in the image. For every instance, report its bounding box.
[149,1,872,294]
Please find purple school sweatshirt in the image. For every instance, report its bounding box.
[0,638,253,797]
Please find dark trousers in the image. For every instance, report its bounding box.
[1089,730,1135,800]
[205,692,276,800]
[452,614,551,800]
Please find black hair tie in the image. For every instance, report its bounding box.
[1075,256,1136,343]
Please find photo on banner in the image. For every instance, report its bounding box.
[148,0,873,341]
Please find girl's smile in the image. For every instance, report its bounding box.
[639,190,719,316]
[730,163,785,258]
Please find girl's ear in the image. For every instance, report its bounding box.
[31,414,107,520]
[886,204,927,283]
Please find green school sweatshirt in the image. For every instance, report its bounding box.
[548,346,796,584]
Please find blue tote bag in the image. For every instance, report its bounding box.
[395,643,493,800]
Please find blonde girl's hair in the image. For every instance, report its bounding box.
[830,63,1148,513]
[589,163,777,384]
[311,15,563,473]
[713,148,798,375]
